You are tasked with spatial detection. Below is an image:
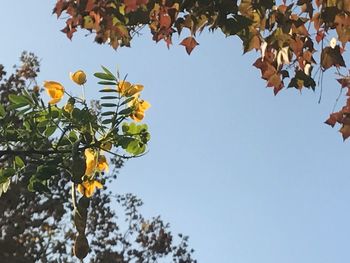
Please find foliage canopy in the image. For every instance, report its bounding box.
[54,0,350,139]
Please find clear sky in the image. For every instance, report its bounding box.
[2,1,350,262]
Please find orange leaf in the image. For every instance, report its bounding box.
[180,36,199,55]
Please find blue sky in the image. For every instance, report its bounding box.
[2,1,350,262]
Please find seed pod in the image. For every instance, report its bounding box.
[74,233,89,259]
[74,196,90,234]
[74,210,87,234]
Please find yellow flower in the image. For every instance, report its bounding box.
[63,103,74,113]
[43,81,65,104]
[84,148,109,176]
[97,155,109,172]
[130,98,151,122]
[117,81,144,97]
[84,148,97,177]
[125,84,144,97]
[117,81,132,96]
[70,70,87,85]
[77,180,103,198]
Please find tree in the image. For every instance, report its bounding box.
[0,53,196,262]
[53,0,350,139]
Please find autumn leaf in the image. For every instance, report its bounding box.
[321,46,346,70]
[340,123,350,140]
[337,77,350,88]
[325,113,341,127]
[180,36,199,55]
[160,13,171,29]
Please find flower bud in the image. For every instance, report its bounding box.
[70,70,87,85]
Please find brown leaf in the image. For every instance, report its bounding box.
[180,36,199,55]
[325,112,342,127]
[340,124,350,140]
[53,0,67,17]
[337,77,350,88]
[321,46,346,70]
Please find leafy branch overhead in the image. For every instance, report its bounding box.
[54,0,350,140]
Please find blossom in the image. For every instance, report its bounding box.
[43,81,65,104]
[117,81,144,97]
[70,70,87,85]
[84,148,97,176]
[117,81,132,95]
[84,148,109,176]
[129,97,151,122]
[97,155,109,172]
[77,180,103,198]
[126,84,144,97]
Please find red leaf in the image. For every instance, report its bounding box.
[160,13,171,29]
[180,36,199,55]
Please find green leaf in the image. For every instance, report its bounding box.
[102,119,113,125]
[0,178,11,196]
[1,168,16,178]
[119,136,134,149]
[7,102,28,110]
[128,122,138,134]
[98,81,117,85]
[101,96,119,100]
[15,156,25,168]
[99,88,118,93]
[45,126,57,137]
[101,65,115,77]
[0,104,5,117]
[101,111,115,116]
[118,107,133,115]
[69,131,78,142]
[27,182,35,192]
[8,94,31,105]
[101,103,118,107]
[126,140,145,155]
[94,72,116,81]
